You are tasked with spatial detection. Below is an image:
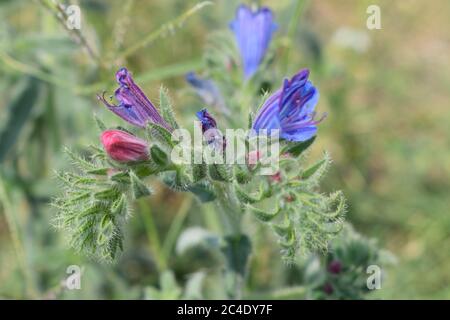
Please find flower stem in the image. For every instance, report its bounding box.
[161,195,193,262]
[283,0,309,73]
[138,199,167,270]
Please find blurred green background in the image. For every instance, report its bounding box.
[0,0,449,299]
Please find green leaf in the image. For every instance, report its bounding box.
[162,170,191,191]
[0,77,41,163]
[130,171,152,199]
[233,182,263,204]
[234,165,252,184]
[246,203,280,222]
[301,152,331,180]
[272,219,293,237]
[221,234,252,277]
[64,147,96,171]
[192,161,207,182]
[208,163,232,182]
[150,145,168,167]
[188,181,216,202]
[146,122,174,150]
[94,114,107,131]
[159,86,178,129]
[283,136,316,157]
[87,167,110,175]
[111,194,128,217]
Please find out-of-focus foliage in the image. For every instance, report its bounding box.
[0,0,449,299]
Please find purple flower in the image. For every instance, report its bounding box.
[230,4,277,79]
[252,69,325,142]
[196,109,226,151]
[185,72,229,115]
[97,67,172,131]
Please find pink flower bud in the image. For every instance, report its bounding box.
[101,129,149,163]
[269,171,282,183]
[247,150,261,165]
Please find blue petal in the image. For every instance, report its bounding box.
[230,5,277,79]
[252,89,281,132]
[281,126,317,142]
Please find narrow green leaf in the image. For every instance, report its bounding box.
[130,171,152,199]
[233,182,262,204]
[150,145,168,167]
[159,86,178,129]
[246,203,281,222]
[283,136,316,157]
[94,114,107,131]
[221,235,252,277]
[0,77,41,163]
[301,153,330,180]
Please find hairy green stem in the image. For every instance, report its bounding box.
[212,182,248,300]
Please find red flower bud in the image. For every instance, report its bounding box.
[269,171,282,183]
[328,260,342,274]
[101,129,149,163]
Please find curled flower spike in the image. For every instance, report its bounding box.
[253,69,326,142]
[230,4,277,79]
[185,72,229,115]
[98,68,172,131]
[196,108,226,151]
[101,129,149,163]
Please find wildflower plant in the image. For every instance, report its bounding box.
[52,3,347,295]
